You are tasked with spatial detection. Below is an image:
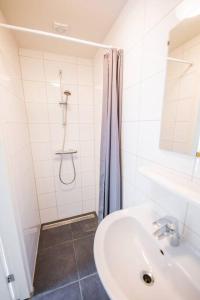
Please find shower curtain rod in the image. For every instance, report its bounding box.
[167,56,193,65]
[0,23,113,50]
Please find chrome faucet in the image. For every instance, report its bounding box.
[153,216,180,247]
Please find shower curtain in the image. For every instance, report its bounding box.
[99,49,123,221]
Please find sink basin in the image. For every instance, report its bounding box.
[94,204,200,300]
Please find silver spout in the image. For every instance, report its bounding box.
[153,216,180,247]
[153,225,170,239]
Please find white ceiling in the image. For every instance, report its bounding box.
[0,0,127,57]
[170,15,200,51]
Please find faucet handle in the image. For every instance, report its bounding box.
[153,217,171,227]
[153,216,180,246]
[153,216,178,227]
[153,225,170,239]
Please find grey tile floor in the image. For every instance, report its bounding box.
[32,214,109,300]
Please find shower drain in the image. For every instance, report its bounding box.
[140,271,155,286]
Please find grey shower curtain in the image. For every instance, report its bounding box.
[99,49,123,221]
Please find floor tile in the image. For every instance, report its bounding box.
[32,282,81,300]
[38,224,72,250]
[71,217,98,239]
[74,235,96,278]
[34,241,78,294]
[80,274,109,300]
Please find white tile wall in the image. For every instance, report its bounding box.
[20,49,96,223]
[94,0,200,252]
[0,12,40,282]
[21,57,45,81]
[37,192,56,210]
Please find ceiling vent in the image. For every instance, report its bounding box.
[53,22,69,35]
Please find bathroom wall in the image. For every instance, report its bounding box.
[160,33,200,155]
[20,49,96,223]
[0,12,40,282]
[94,0,200,251]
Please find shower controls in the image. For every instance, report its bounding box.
[55,149,78,155]
[57,70,77,185]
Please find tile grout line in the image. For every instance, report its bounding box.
[32,272,98,300]
[78,280,84,300]
[80,271,97,281]
[72,239,84,300]
[32,279,80,298]
[72,234,98,300]
[39,231,96,253]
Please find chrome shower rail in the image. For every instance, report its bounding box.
[0,23,113,49]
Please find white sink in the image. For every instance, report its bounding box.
[94,204,200,300]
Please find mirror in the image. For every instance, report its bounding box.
[160,16,200,156]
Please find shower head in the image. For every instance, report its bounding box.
[64,90,71,96]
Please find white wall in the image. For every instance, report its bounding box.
[19,49,96,223]
[0,253,11,300]
[94,0,200,252]
[0,12,40,288]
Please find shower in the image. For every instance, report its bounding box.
[56,70,77,185]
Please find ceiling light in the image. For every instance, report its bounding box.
[176,0,200,20]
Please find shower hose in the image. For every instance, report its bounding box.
[58,125,76,185]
